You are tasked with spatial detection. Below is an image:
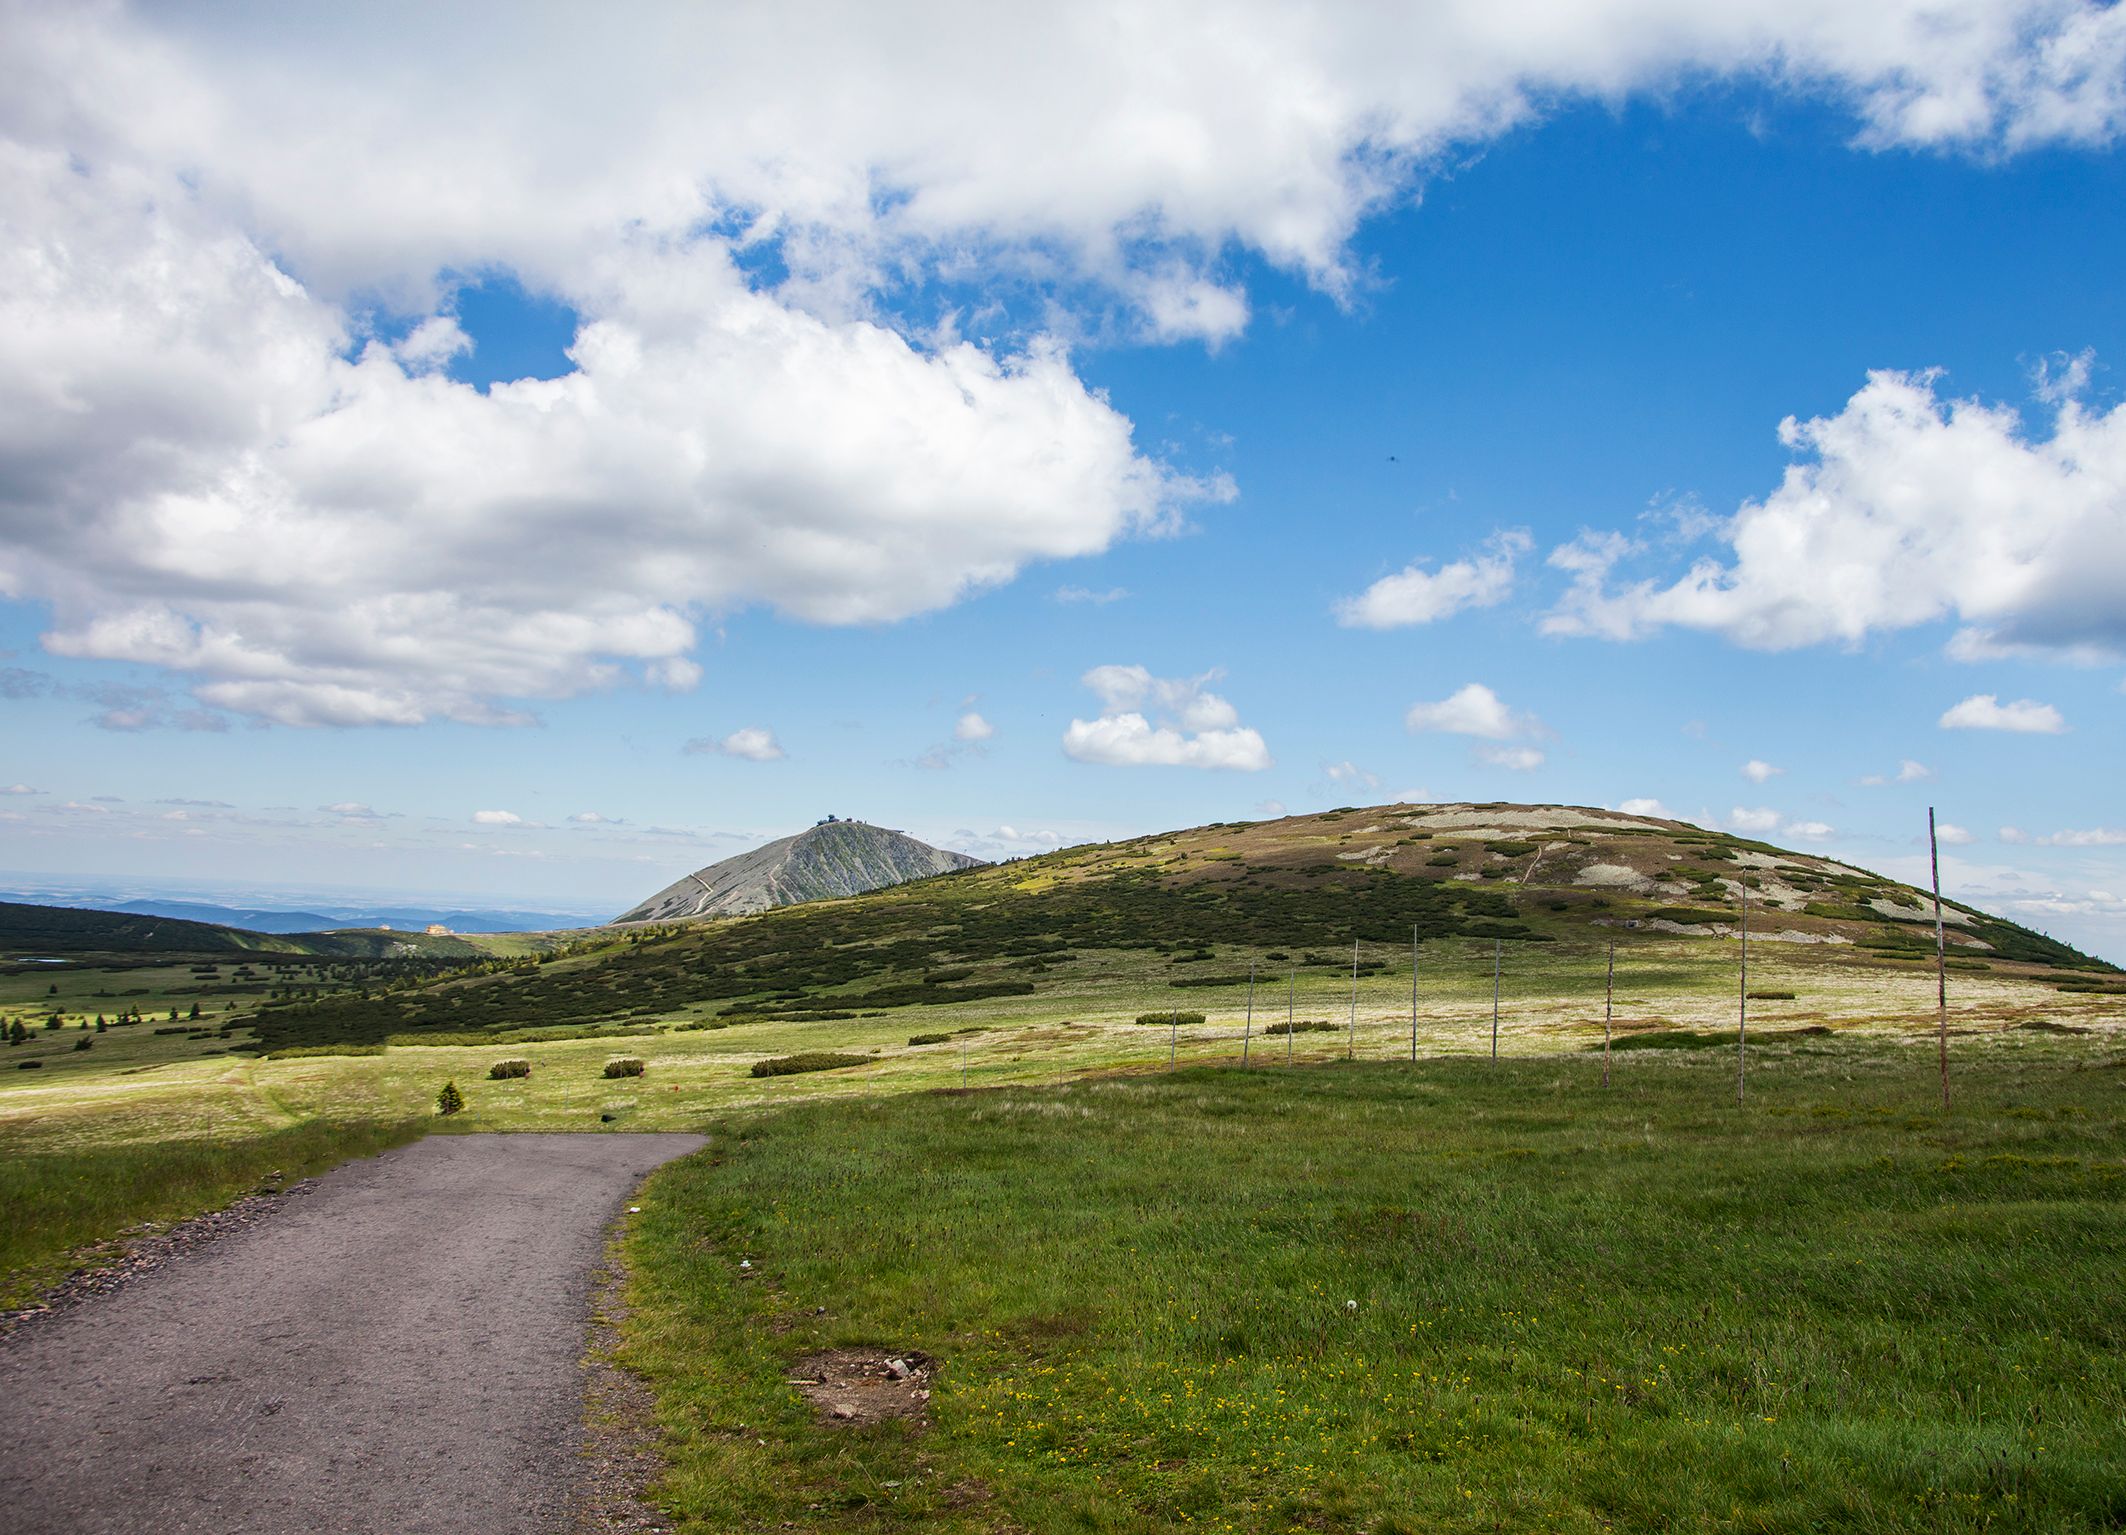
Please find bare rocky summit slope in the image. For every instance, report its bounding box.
[613,818,983,923]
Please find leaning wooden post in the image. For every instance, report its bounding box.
[1931,806,1949,1111]
[1490,938,1501,1061]
[1286,965,1296,1064]
[1603,939,1615,1088]
[1409,925,1419,1062]
[1346,938,1359,1059]
[1243,961,1256,1067]
[1737,881,1749,1107]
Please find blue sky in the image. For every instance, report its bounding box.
[3,5,2124,954]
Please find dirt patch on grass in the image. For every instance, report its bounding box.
[576,1227,674,1534]
[789,1347,934,1427]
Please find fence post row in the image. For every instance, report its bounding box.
[1930,806,1950,1111]
[1409,926,1419,1062]
[1346,939,1358,1059]
[1603,939,1615,1088]
[1736,881,1748,1107]
[1490,938,1501,1062]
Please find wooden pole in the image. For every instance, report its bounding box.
[1931,807,1949,1111]
[1737,881,1748,1107]
[1169,1007,1178,1071]
[1491,938,1501,1061]
[1603,939,1615,1089]
[1243,960,1255,1068]
[1347,938,1359,1059]
[1410,925,1419,1062]
[1286,965,1296,1064]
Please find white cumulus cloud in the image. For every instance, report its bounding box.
[1939,694,2067,733]
[1742,759,1782,783]
[1477,744,1546,771]
[954,711,995,743]
[2030,826,2126,846]
[1062,665,1270,771]
[687,726,786,762]
[1403,683,1540,740]
[472,809,523,826]
[6,6,2125,724]
[1542,369,2126,659]
[1618,797,1671,818]
[1730,806,1784,833]
[1334,530,1530,630]
[1935,823,1977,844]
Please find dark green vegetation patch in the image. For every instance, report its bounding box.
[749,1052,874,1078]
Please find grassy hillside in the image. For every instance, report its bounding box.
[234,803,2117,1052]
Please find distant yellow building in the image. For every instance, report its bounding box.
[425,923,453,936]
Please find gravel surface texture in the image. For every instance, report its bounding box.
[0,1131,705,1535]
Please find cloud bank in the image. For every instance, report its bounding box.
[5,4,2123,723]
[1062,665,1270,770]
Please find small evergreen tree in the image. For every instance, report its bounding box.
[6,1020,25,1046]
[436,1080,466,1116]
[95,1017,106,1033]
[188,1002,202,1020]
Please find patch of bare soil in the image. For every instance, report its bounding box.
[789,1348,935,1427]
[576,1234,674,1534]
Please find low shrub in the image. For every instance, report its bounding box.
[1263,1019,1337,1036]
[907,1033,951,1046]
[17,1060,42,1070]
[750,1051,874,1078]
[922,967,973,984]
[1425,852,1461,867]
[603,1057,646,1078]
[1135,1011,1205,1027]
[1746,990,1797,1001]
[488,1059,532,1079]
[1169,974,1253,989]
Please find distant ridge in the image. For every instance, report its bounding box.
[613,819,983,924]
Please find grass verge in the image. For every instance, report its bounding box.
[621,1047,2126,1533]
[0,1115,426,1309]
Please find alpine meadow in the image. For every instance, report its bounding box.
[4,4,2125,1532]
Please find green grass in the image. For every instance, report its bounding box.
[620,1046,2126,1533]
[0,1115,425,1308]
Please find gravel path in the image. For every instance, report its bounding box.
[0,1132,705,1535]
